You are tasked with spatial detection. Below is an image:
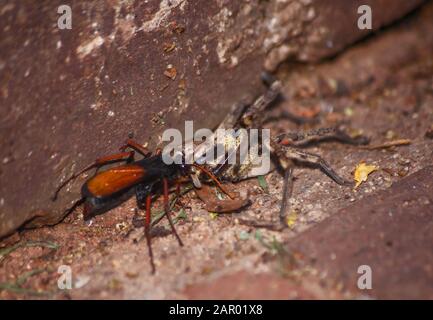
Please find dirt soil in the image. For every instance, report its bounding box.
[1,4,433,299]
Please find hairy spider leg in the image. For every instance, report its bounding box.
[278,146,352,186]
[275,127,369,147]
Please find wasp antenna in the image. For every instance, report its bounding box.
[52,174,78,201]
[192,163,235,200]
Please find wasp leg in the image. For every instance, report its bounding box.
[119,138,152,157]
[135,183,156,273]
[145,194,156,274]
[163,178,184,247]
[52,151,135,201]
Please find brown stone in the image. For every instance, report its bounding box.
[287,166,433,299]
[0,0,426,237]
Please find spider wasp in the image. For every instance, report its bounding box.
[52,139,232,274]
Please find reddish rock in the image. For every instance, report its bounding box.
[0,0,426,237]
[287,166,433,299]
[183,271,322,300]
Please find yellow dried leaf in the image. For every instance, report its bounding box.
[286,210,298,229]
[209,212,219,220]
[354,162,378,189]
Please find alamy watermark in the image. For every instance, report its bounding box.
[57,5,72,30]
[57,265,72,290]
[358,5,372,30]
[56,4,371,31]
[357,264,372,290]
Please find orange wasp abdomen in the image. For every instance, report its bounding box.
[83,164,146,198]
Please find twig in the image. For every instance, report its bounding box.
[360,139,411,150]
